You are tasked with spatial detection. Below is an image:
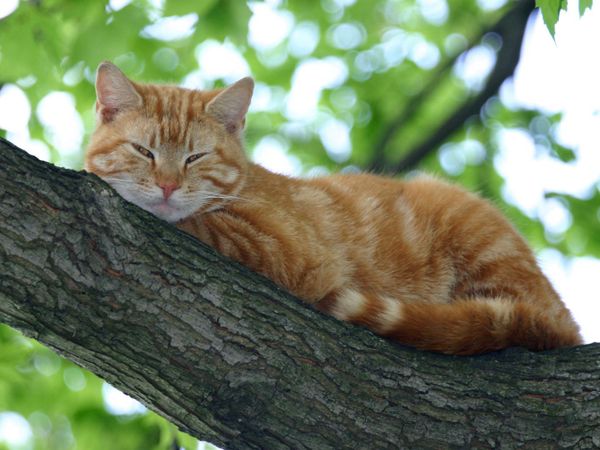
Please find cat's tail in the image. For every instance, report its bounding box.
[322,290,582,355]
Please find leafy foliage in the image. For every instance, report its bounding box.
[0,325,199,450]
[536,0,594,36]
[0,0,599,449]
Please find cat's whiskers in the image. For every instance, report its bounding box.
[191,193,243,201]
[102,177,139,186]
[178,191,245,202]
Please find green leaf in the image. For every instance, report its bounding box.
[579,0,594,15]
[552,144,577,162]
[163,0,219,17]
[536,0,563,37]
[197,0,251,45]
[70,3,151,68]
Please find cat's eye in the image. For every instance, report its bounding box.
[186,153,208,165]
[132,143,154,160]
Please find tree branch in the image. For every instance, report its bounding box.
[1,138,599,449]
[370,0,535,174]
[368,15,491,172]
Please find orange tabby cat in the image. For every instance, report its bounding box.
[85,62,582,355]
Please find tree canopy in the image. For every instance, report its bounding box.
[0,1,599,449]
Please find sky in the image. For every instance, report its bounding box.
[0,2,599,446]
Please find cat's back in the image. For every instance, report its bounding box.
[312,171,530,264]
[313,171,497,227]
[311,171,540,301]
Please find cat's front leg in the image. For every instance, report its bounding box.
[177,211,349,303]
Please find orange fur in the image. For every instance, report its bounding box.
[85,62,582,355]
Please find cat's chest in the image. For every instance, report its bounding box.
[176,207,353,300]
[177,208,277,257]
[176,215,213,246]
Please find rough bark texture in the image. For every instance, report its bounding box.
[1,138,599,450]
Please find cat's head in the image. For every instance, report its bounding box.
[85,61,253,223]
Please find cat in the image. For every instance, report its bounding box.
[85,61,582,355]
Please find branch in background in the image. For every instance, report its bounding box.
[369,0,535,174]
[368,49,465,173]
[368,20,489,172]
[2,138,600,449]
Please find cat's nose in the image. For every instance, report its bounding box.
[158,182,180,200]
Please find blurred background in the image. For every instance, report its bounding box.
[0,0,599,449]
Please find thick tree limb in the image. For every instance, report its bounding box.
[1,138,599,449]
[369,0,535,174]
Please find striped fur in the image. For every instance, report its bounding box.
[85,62,582,355]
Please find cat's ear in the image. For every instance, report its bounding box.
[205,77,254,134]
[95,61,142,124]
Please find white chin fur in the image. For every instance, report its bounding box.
[109,182,199,223]
[139,197,200,223]
[148,204,193,223]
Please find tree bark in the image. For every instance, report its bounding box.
[1,138,599,450]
